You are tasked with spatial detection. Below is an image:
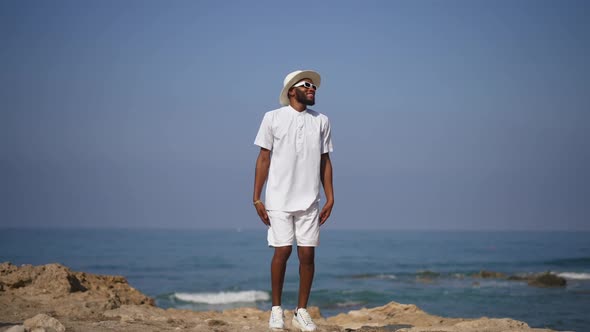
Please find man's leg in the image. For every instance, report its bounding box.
[271,245,292,306]
[297,246,315,308]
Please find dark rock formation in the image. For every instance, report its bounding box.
[527,272,567,288]
[472,270,507,279]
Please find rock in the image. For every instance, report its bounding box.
[329,302,558,332]
[0,262,20,274]
[23,314,66,332]
[206,319,227,326]
[0,262,85,295]
[0,262,151,304]
[306,306,323,319]
[507,274,531,281]
[348,324,413,331]
[326,301,459,330]
[32,264,87,294]
[396,317,557,332]
[416,271,440,283]
[0,262,154,324]
[528,272,567,288]
[472,270,506,279]
[76,273,154,306]
[416,270,440,278]
[103,304,170,323]
[453,317,530,329]
[4,326,25,332]
[30,328,47,332]
[0,262,34,289]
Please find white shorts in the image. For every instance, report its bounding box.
[267,202,320,247]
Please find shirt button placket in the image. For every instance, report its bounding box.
[296,115,304,153]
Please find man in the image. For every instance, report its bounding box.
[253,70,334,331]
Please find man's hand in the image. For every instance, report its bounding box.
[319,201,334,225]
[255,202,270,226]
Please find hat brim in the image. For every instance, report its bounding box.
[279,70,321,106]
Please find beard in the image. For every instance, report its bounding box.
[295,88,315,106]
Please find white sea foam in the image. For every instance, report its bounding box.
[174,290,270,304]
[351,273,396,280]
[557,272,590,280]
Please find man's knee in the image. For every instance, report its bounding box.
[273,246,292,262]
[297,246,315,265]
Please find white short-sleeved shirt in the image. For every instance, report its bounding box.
[254,105,333,212]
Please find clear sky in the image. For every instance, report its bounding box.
[2,0,589,230]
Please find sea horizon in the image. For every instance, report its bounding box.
[2,225,588,232]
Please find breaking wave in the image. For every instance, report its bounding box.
[173,290,270,304]
[557,272,590,280]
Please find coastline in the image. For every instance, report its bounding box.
[0,262,558,332]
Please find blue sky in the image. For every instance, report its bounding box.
[2,0,589,230]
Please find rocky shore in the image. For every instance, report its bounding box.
[0,262,557,332]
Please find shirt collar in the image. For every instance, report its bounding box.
[287,105,307,115]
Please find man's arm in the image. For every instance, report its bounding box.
[319,152,334,225]
[253,148,271,225]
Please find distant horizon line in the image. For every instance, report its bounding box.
[1,226,588,232]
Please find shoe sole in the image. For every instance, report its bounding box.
[269,322,285,331]
[292,317,316,332]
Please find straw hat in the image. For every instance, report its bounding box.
[279,70,321,106]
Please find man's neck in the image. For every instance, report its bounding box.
[289,101,307,112]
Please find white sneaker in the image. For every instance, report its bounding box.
[292,308,317,331]
[269,305,284,330]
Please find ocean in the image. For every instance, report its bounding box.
[1,228,589,331]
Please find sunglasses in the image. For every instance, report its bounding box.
[292,81,318,90]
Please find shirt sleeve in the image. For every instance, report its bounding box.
[254,112,273,150]
[321,116,334,154]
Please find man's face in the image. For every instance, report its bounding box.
[292,79,316,106]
